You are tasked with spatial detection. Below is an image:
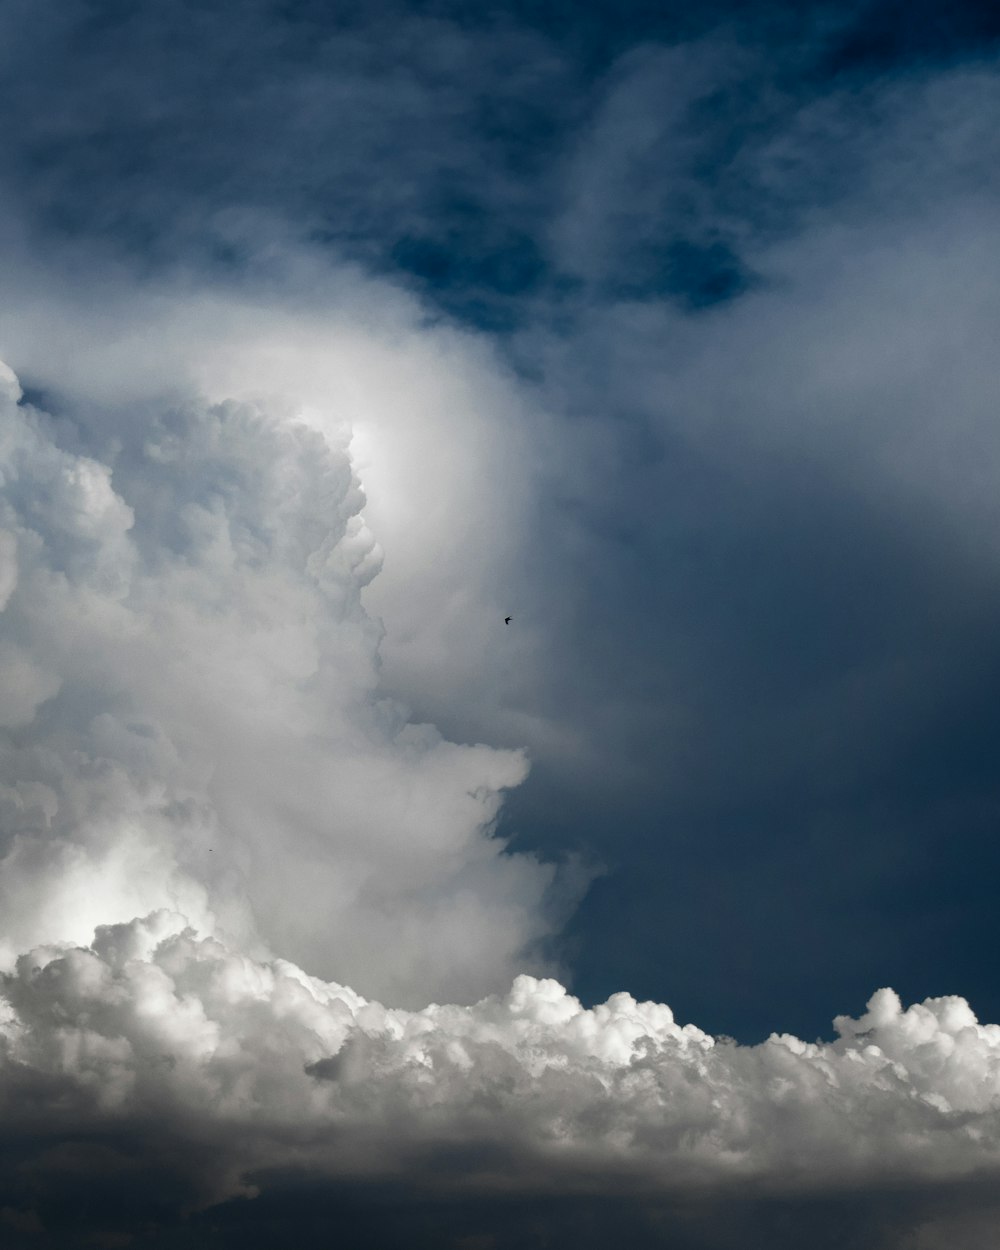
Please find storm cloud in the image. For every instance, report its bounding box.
[2,0,1000,1245]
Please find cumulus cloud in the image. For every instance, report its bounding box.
[0,358,562,1005]
[2,910,1000,1244]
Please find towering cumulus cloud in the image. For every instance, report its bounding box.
[0,358,552,1005]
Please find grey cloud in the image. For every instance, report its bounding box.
[0,0,572,322]
[548,39,758,295]
[456,52,1000,1036]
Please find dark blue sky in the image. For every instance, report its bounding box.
[3,0,1000,1052]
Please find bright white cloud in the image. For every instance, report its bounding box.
[2,910,1000,1228]
[0,246,569,762]
[0,358,560,1006]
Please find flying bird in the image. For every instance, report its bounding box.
[504,616,512,624]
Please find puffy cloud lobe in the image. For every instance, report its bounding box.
[0,362,557,1005]
[1,911,1000,1232]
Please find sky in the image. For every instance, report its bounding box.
[1,0,1000,1246]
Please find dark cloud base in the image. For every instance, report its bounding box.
[4,1166,999,1250]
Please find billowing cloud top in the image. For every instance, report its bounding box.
[3,909,1000,1242]
[0,359,557,1008]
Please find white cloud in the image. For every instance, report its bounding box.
[0,241,570,761]
[2,911,1000,1231]
[0,358,562,1006]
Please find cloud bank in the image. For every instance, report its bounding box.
[3,910,1000,1246]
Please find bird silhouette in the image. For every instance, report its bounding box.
[504,616,512,624]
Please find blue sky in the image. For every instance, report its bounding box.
[2,1,1000,1246]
